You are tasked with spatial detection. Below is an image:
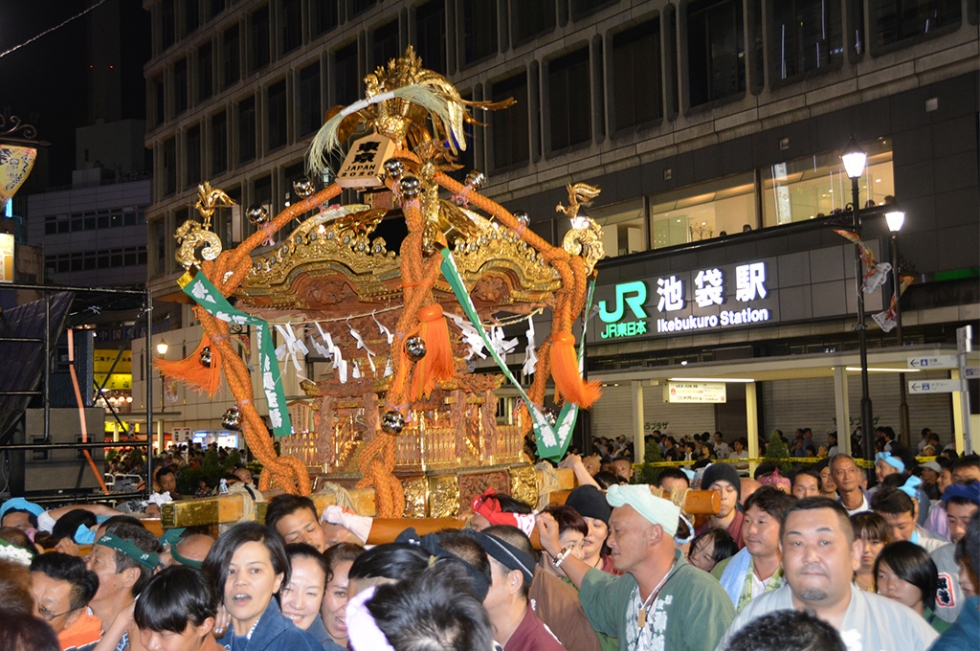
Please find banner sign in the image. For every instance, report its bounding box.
[441,248,592,462]
[179,272,292,437]
[0,145,36,203]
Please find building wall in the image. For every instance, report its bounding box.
[141,0,978,436]
[142,0,979,293]
[75,119,150,178]
[26,179,151,287]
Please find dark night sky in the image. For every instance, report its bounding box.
[0,1,150,187]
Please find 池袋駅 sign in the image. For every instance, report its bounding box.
[597,262,774,339]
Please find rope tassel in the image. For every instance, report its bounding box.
[155,334,223,397]
[410,303,454,400]
[549,332,600,409]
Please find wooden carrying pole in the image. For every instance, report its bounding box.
[364,487,720,547]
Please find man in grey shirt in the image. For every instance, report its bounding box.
[931,481,979,623]
[718,497,938,651]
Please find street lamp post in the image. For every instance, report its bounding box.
[886,208,910,447]
[841,137,875,470]
[155,339,169,456]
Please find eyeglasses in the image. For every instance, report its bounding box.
[37,605,75,622]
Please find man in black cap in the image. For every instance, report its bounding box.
[696,462,744,549]
[565,485,616,573]
[470,527,566,651]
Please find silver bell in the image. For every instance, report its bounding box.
[513,211,530,226]
[246,204,270,226]
[381,410,405,435]
[399,176,421,199]
[383,159,405,181]
[222,407,242,431]
[199,346,212,367]
[405,336,427,362]
[464,170,486,190]
[292,177,315,198]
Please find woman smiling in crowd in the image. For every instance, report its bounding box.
[319,542,364,651]
[280,543,334,649]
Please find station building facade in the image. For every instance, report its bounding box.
[139,0,979,452]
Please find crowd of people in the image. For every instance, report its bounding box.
[0,434,977,651]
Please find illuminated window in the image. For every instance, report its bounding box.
[761,140,894,227]
[651,173,755,248]
[592,198,647,258]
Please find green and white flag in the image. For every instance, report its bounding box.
[440,248,594,462]
[179,272,293,438]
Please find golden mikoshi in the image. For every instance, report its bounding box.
[165,47,604,516]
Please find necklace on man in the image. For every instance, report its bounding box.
[637,560,678,629]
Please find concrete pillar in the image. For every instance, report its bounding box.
[632,380,645,463]
[157,418,164,456]
[951,368,966,453]
[746,382,759,477]
[834,366,851,456]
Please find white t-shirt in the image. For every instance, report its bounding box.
[843,494,869,516]
[718,584,938,651]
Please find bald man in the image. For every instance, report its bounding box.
[170,534,215,568]
[740,478,761,505]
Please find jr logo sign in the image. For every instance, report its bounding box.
[599,281,648,339]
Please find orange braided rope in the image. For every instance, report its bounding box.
[355,170,447,517]
[433,172,598,419]
[189,185,340,495]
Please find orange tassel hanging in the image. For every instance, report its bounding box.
[549,331,601,409]
[409,303,454,400]
[155,334,223,396]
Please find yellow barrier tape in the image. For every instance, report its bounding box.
[635,456,937,470]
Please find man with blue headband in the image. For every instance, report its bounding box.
[0,497,45,533]
[537,484,734,651]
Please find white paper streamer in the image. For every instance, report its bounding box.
[347,318,377,374]
[313,323,348,383]
[274,324,307,372]
[447,312,486,360]
[522,316,538,376]
[372,311,394,344]
[490,326,518,358]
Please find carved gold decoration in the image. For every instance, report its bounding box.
[194,181,237,229]
[427,474,460,518]
[236,205,563,308]
[171,45,603,515]
[562,217,605,275]
[402,477,428,518]
[556,183,602,220]
[510,464,539,507]
[175,218,223,269]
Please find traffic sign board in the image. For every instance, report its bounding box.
[908,380,967,394]
[907,355,959,369]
